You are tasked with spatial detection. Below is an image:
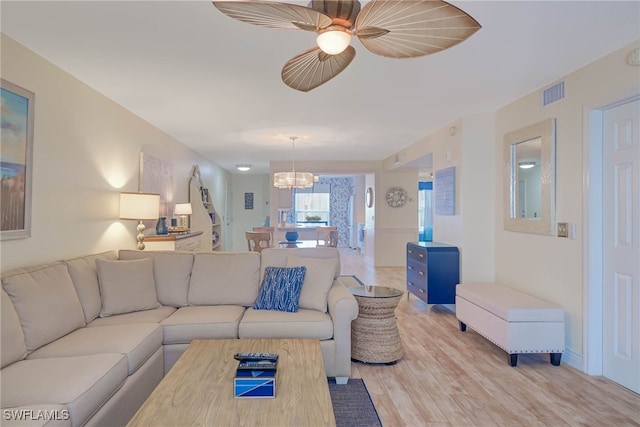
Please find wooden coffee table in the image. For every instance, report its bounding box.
[127,339,335,426]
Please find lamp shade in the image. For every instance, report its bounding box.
[273,171,315,189]
[119,192,160,220]
[174,203,192,215]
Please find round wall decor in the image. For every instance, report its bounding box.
[386,187,408,207]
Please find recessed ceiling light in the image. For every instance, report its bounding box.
[236,164,251,172]
[519,161,536,169]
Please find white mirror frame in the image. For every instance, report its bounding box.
[366,187,374,208]
[503,118,556,235]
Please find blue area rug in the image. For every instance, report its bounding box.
[329,378,382,427]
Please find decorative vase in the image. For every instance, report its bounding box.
[285,231,299,242]
[155,217,168,235]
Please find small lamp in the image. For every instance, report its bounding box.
[174,203,192,230]
[119,192,160,250]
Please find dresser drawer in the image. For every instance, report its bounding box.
[407,281,427,302]
[407,259,427,282]
[175,235,201,251]
[406,245,426,263]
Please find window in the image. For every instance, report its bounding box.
[294,183,330,224]
[418,181,433,242]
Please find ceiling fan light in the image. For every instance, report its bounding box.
[316,30,351,55]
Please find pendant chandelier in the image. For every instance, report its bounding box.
[273,136,314,189]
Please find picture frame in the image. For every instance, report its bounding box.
[244,192,254,210]
[435,166,456,215]
[1,79,35,240]
[139,152,174,229]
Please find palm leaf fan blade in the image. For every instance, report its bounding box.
[282,46,356,92]
[355,0,481,58]
[212,1,332,30]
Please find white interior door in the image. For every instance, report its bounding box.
[603,99,640,393]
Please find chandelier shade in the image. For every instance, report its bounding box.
[273,171,315,189]
[273,136,314,189]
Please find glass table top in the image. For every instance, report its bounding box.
[348,285,404,298]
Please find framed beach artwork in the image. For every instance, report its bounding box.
[1,79,35,240]
[139,152,174,229]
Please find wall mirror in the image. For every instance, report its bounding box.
[366,187,374,208]
[503,118,556,235]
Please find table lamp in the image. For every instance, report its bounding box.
[174,203,192,230]
[119,192,160,250]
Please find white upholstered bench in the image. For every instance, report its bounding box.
[455,283,565,366]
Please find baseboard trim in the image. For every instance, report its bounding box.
[562,348,583,372]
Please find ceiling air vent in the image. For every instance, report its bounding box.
[542,81,565,107]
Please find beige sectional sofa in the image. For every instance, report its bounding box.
[1,247,358,427]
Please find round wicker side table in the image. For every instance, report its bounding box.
[349,285,404,364]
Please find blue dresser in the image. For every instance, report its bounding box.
[406,242,460,304]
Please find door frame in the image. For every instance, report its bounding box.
[583,88,640,375]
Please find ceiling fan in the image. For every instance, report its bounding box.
[212,0,481,92]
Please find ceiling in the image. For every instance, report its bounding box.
[2,1,639,174]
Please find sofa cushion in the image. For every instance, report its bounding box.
[96,258,160,317]
[161,306,245,344]
[239,307,333,340]
[260,247,340,281]
[65,251,118,323]
[1,289,27,368]
[253,266,306,313]
[87,306,176,327]
[0,354,128,427]
[118,250,193,307]
[188,252,261,306]
[2,262,85,352]
[287,255,338,312]
[27,323,162,375]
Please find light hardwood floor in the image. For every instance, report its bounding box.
[338,248,640,427]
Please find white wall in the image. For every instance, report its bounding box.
[384,113,496,281]
[460,112,496,282]
[230,173,270,251]
[373,170,419,267]
[495,39,640,365]
[0,35,230,270]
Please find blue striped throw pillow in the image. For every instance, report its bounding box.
[253,266,307,313]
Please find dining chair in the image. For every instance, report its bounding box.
[252,227,274,247]
[316,227,338,247]
[246,231,272,253]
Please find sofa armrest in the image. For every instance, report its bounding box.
[327,277,359,324]
[326,277,359,378]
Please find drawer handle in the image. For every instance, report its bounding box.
[408,266,413,270]
[418,253,424,258]
[407,281,413,287]
[418,288,426,294]
[408,250,413,254]
[418,271,424,276]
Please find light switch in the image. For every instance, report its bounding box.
[557,222,569,238]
